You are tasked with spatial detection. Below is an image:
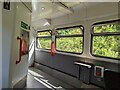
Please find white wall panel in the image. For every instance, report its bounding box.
[11,2,31,87]
[2,2,16,88]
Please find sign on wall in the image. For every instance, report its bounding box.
[21,21,30,30]
[3,0,10,10]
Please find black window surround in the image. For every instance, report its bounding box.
[36,30,52,50]
[55,25,84,54]
[91,19,120,60]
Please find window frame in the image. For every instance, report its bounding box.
[36,30,52,50]
[91,19,120,60]
[55,25,84,54]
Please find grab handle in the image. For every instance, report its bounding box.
[16,36,22,64]
[50,41,55,56]
[74,62,92,68]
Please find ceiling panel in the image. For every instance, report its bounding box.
[32,2,102,29]
[32,2,81,21]
[32,2,65,21]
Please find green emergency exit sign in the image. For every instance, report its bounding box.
[21,21,30,30]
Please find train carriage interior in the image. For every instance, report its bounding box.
[1,0,120,90]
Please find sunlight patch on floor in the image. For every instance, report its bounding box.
[28,69,66,90]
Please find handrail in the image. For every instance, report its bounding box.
[16,36,22,64]
[74,62,92,68]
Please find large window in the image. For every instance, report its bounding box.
[56,25,84,54]
[37,30,52,50]
[91,20,120,59]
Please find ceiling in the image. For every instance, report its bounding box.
[22,1,119,29]
[32,1,85,29]
[32,2,81,21]
[31,1,109,29]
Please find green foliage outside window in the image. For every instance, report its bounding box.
[37,31,51,36]
[56,37,83,53]
[94,24,120,33]
[37,38,51,49]
[37,31,51,49]
[56,26,83,53]
[92,23,120,59]
[93,36,120,58]
[57,28,82,35]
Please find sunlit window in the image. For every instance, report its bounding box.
[91,20,120,59]
[56,25,84,54]
[37,30,51,50]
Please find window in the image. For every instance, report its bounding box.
[91,20,120,59]
[56,25,84,54]
[37,30,52,50]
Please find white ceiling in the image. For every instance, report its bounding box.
[32,2,81,21]
[31,2,107,29]
[32,2,85,29]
